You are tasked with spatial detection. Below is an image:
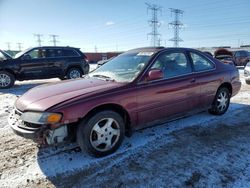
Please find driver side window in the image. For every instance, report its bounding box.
[27,49,46,59]
[150,52,192,79]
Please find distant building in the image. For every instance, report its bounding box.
[84,52,122,64]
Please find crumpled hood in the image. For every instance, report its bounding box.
[15,77,124,112]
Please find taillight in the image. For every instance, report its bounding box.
[84,56,89,63]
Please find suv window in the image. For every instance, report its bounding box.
[63,49,79,57]
[190,52,214,72]
[151,52,192,79]
[46,49,57,58]
[46,49,64,58]
[27,49,46,59]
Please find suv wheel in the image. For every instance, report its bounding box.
[66,68,82,79]
[0,71,15,89]
[209,87,230,115]
[77,110,125,157]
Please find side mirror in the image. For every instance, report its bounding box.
[22,54,31,60]
[147,69,164,81]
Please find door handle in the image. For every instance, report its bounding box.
[190,78,196,83]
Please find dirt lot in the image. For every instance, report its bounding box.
[0,68,249,188]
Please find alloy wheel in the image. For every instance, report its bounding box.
[90,118,120,152]
[216,90,229,112]
[0,73,11,87]
[69,70,81,79]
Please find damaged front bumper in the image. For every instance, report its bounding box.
[9,109,68,145]
[9,108,43,140]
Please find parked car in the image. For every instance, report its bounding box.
[244,62,250,84]
[214,48,235,65]
[0,46,89,88]
[9,47,241,157]
[233,50,250,67]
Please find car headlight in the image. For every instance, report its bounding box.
[246,62,250,67]
[21,112,62,124]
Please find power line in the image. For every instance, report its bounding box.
[50,34,59,46]
[146,3,162,47]
[169,8,184,47]
[34,34,43,46]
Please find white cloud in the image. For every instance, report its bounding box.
[105,21,115,26]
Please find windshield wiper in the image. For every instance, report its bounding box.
[92,74,115,81]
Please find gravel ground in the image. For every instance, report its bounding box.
[0,68,249,188]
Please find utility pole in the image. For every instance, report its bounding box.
[34,34,43,46]
[50,34,59,46]
[146,3,162,47]
[17,43,22,51]
[169,8,184,47]
[94,45,98,52]
[6,42,11,51]
[157,38,162,46]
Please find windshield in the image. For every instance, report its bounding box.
[0,50,12,60]
[89,51,154,82]
[14,48,32,58]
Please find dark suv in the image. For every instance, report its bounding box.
[0,46,89,88]
[233,50,250,67]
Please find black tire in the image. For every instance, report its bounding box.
[246,80,250,85]
[209,87,230,115]
[77,110,125,157]
[66,67,82,79]
[0,71,15,89]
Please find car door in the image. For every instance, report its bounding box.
[188,51,221,109]
[44,48,65,78]
[19,48,48,79]
[136,50,200,128]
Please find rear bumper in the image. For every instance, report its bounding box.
[232,81,241,97]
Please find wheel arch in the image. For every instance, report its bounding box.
[66,65,84,75]
[0,68,16,79]
[81,103,132,136]
[218,82,232,96]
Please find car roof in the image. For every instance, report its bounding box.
[32,46,80,50]
[126,47,205,55]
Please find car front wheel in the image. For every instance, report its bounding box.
[0,71,15,89]
[209,87,230,115]
[77,110,125,157]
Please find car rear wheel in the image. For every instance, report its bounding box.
[77,110,125,157]
[209,87,230,115]
[66,68,82,79]
[246,80,250,85]
[0,71,15,89]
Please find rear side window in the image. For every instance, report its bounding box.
[63,49,79,57]
[190,52,215,72]
[46,49,59,58]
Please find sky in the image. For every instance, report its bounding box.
[0,0,250,52]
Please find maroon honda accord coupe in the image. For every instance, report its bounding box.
[9,47,241,157]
